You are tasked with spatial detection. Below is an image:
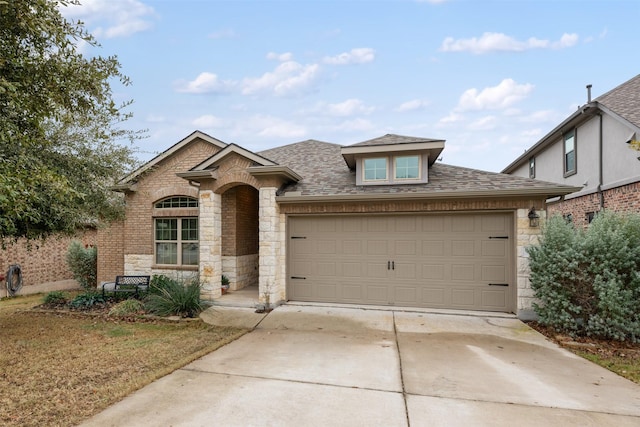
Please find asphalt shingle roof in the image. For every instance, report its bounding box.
[258,139,574,197]
[596,73,640,128]
[348,133,444,147]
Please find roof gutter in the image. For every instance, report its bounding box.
[276,186,582,204]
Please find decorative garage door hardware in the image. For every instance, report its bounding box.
[291,236,307,239]
[489,236,509,239]
[290,276,306,280]
[489,283,509,287]
[387,261,395,270]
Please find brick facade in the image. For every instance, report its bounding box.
[548,181,640,227]
[97,138,220,284]
[0,229,96,296]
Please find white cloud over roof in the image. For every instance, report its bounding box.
[440,32,579,54]
[457,79,534,111]
[175,72,236,94]
[242,61,320,97]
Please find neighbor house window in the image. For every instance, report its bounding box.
[395,155,420,180]
[363,158,388,181]
[564,130,576,176]
[529,157,535,178]
[155,218,199,266]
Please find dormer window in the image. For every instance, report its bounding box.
[363,158,388,181]
[340,134,446,186]
[395,156,420,180]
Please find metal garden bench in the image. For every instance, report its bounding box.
[101,275,151,298]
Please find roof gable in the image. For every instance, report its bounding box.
[191,143,278,171]
[115,130,227,188]
[502,74,640,174]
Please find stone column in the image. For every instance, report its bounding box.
[199,190,222,300]
[516,208,545,320]
[258,187,285,306]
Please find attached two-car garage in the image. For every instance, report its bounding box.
[287,213,514,313]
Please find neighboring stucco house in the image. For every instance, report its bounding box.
[502,74,640,227]
[97,131,577,319]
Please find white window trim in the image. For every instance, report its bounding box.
[394,155,422,181]
[362,157,389,182]
[154,217,199,267]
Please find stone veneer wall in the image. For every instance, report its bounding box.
[199,190,222,300]
[515,208,545,320]
[222,254,259,290]
[259,187,286,305]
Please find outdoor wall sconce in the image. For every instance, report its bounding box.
[528,207,540,228]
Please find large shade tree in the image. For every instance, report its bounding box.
[0,0,142,241]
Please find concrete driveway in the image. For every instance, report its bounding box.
[81,304,640,426]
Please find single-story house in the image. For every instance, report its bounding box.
[502,74,640,227]
[98,131,578,319]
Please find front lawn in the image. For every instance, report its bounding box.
[0,294,246,427]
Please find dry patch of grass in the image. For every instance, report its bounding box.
[0,294,246,427]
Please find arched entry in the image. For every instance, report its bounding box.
[220,184,259,293]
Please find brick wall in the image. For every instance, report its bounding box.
[548,181,640,227]
[123,139,220,257]
[96,220,124,283]
[221,188,237,256]
[236,185,259,256]
[0,229,96,293]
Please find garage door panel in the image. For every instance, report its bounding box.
[452,240,474,256]
[451,289,476,306]
[423,241,445,256]
[343,240,362,255]
[288,213,513,312]
[421,288,446,305]
[342,283,363,300]
[482,265,507,282]
[422,264,445,280]
[366,285,389,303]
[482,240,507,256]
[395,286,417,303]
[482,289,507,307]
[451,264,475,281]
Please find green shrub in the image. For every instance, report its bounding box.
[144,277,202,318]
[528,212,640,341]
[66,240,97,290]
[69,291,105,309]
[149,274,176,295]
[109,298,145,317]
[43,291,67,305]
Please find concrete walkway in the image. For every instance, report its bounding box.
[81,304,640,426]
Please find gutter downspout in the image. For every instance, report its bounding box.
[598,111,604,210]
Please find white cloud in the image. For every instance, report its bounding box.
[175,72,235,94]
[457,79,534,111]
[267,52,294,62]
[395,99,430,112]
[242,61,320,97]
[468,115,497,131]
[192,114,225,128]
[440,32,579,54]
[63,0,156,39]
[325,99,375,117]
[323,48,375,65]
[519,109,556,123]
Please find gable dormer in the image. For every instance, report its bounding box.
[341,134,445,186]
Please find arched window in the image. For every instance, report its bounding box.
[155,196,198,209]
[153,196,199,267]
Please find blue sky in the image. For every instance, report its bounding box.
[63,0,639,172]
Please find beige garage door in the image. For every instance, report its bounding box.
[288,213,513,312]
